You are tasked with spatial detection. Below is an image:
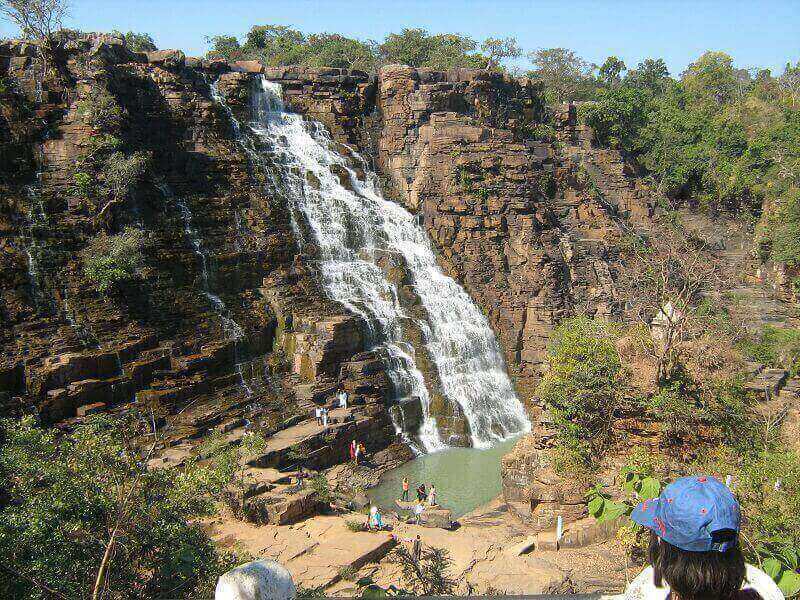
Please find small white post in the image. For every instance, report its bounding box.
[556,515,563,541]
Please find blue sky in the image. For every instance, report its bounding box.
[1,0,798,75]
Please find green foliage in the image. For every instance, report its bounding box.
[697,446,800,597]
[77,86,125,132]
[581,85,651,149]
[311,473,332,503]
[0,416,232,599]
[73,170,93,197]
[100,150,150,202]
[737,325,800,375]
[480,36,521,71]
[81,226,146,293]
[587,484,629,523]
[111,30,157,53]
[598,55,626,89]
[587,467,663,524]
[391,544,457,596]
[205,35,242,61]
[527,47,597,103]
[345,520,364,532]
[301,33,376,71]
[768,189,800,267]
[378,28,486,70]
[536,317,624,463]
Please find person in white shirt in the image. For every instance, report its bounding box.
[624,475,782,600]
[314,407,322,426]
[413,501,424,525]
[338,389,348,409]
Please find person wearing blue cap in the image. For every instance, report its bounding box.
[624,475,783,600]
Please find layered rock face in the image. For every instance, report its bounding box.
[0,38,394,460]
[1,37,655,478]
[374,66,652,397]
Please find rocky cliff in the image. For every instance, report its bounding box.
[0,35,656,457]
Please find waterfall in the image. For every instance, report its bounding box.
[213,76,530,450]
[156,182,254,396]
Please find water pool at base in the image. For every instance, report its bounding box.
[367,436,520,518]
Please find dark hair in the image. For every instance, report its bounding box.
[649,531,750,600]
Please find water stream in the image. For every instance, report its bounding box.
[156,181,255,396]
[211,75,530,450]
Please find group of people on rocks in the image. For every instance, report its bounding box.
[313,388,349,429]
[400,477,437,507]
[349,439,367,464]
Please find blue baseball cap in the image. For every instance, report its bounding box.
[631,475,740,552]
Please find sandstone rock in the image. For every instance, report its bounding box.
[146,49,185,69]
[232,60,264,74]
[88,34,142,65]
[76,402,106,417]
[215,559,296,600]
[244,488,321,525]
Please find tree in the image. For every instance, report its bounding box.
[778,61,800,109]
[527,47,595,102]
[625,58,671,94]
[620,223,721,384]
[391,543,457,596]
[582,85,651,149]
[378,28,483,70]
[302,33,376,71]
[536,317,625,462]
[205,35,242,61]
[378,28,432,67]
[682,51,739,106]
[111,30,157,53]
[0,415,233,599]
[480,36,521,70]
[598,55,626,88]
[243,24,307,66]
[1,0,71,81]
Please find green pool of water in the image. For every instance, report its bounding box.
[367,436,520,518]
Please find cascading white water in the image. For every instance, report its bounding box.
[237,76,531,450]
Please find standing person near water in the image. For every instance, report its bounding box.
[314,406,322,426]
[321,407,328,428]
[427,483,437,506]
[337,388,348,409]
[416,483,426,502]
[624,475,782,600]
[413,501,424,525]
[401,477,409,502]
[349,439,356,462]
[354,441,361,464]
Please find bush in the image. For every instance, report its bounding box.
[82,226,146,293]
[0,415,234,599]
[536,317,625,462]
[77,86,126,132]
[73,171,93,197]
[696,446,800,597]
[737,325,800,375]
[101,151,150,203]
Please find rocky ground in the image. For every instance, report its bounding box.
[204,493,631,596]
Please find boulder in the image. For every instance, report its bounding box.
[88,35,142,65]
[215,559,296,600]
[232,60,264,74]
[146,49,185,69]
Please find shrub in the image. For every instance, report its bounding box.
[0,415,234,599]
[73,171,93,197]
[311,474,332,503]
[77,86,126,132]
[345,520,364,533]
[737,325,800,375]
[82,226,146,293]
[101,151,150,203]
[536,317,625,463]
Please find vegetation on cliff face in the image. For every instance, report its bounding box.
[81,226,146,293]
[582,51,800,282]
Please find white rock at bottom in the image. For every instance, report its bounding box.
[215,559,296,600]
